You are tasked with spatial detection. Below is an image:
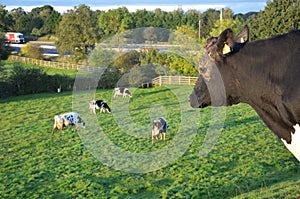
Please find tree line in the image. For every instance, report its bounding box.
[0,0,299,98]
[1,0,299,62]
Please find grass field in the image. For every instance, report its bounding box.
[2,61,78,77]
[1,86,300,198]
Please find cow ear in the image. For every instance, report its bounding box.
[235,25,249,44]
[217,28,235,55]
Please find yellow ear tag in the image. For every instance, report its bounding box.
[240,38,244,43]
[222,43,231,54]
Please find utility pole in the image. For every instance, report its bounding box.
[220,8,223,31]
[220,8,223,21]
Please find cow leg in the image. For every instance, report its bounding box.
[152,136,154,144]
[152,135,158,144]
[52,120,57,135]
[162,132,166,141]
[52,126,64,140]
[73,125,79,131]
[52,122,60,135]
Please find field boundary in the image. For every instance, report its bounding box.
[152,76,197,86]
[7,55,103,72]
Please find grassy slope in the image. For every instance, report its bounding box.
[1,86,299,198]
[2,61,78,77]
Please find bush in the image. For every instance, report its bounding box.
[21,43,44,59]
[9,63,48,95]
[3,63,75,96]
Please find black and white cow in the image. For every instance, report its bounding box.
[189,25,300,161]
[89,100,111,114]
[113,87,132,98]
[52,112,86,134]
[152,117,168,144]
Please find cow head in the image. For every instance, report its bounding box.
[78,116,86,129]
[152,120,162,136]
[189,26,249,108]
[125,89,132,97]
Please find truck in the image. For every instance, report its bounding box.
[5,32,25,44]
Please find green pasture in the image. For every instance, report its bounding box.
[1,86,299,198]
[2,61,78,77]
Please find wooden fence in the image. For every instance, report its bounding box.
[152,76,198,86]
[7,55,104,72]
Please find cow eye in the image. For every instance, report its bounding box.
[199,67,207,74]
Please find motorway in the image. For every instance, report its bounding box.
[9,42,181,57]
[9,43,59,56]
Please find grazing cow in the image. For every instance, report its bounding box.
[89,100,111,114]
[52,112,86,135]
[152,117,168,144]
[114,87,132,98]
[189,25,300,161]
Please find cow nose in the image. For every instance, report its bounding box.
[189,92,200,108]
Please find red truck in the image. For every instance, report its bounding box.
[5,32,25,44]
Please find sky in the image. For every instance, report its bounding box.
[2,0,268,14]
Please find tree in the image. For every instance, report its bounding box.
[112,50,140,73]
[56,5,98,63]
[88,47,116,67]
[14,14,31,34]
[184,9,200,30]
[199,9,220,38]
[98,7,133,39]
[175,25,198,39]
[38,5,61,34]
[31,27,42,37]
[9,7,27,32]
[133,9,155,28]
[0,32,10,60]
[165,52,198,75]
[210,15,245,36]
[248,0,300,40]
[0,4,11,32]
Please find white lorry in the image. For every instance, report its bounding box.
[5,32,25,43]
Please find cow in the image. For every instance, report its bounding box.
[152,117,168,144]
[113,87,132,98]
[89,100,111,114]
[52,112,86,135]
[189,25,300,161]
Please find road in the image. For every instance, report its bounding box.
[9,43,59,56]
[9,42,181,57]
